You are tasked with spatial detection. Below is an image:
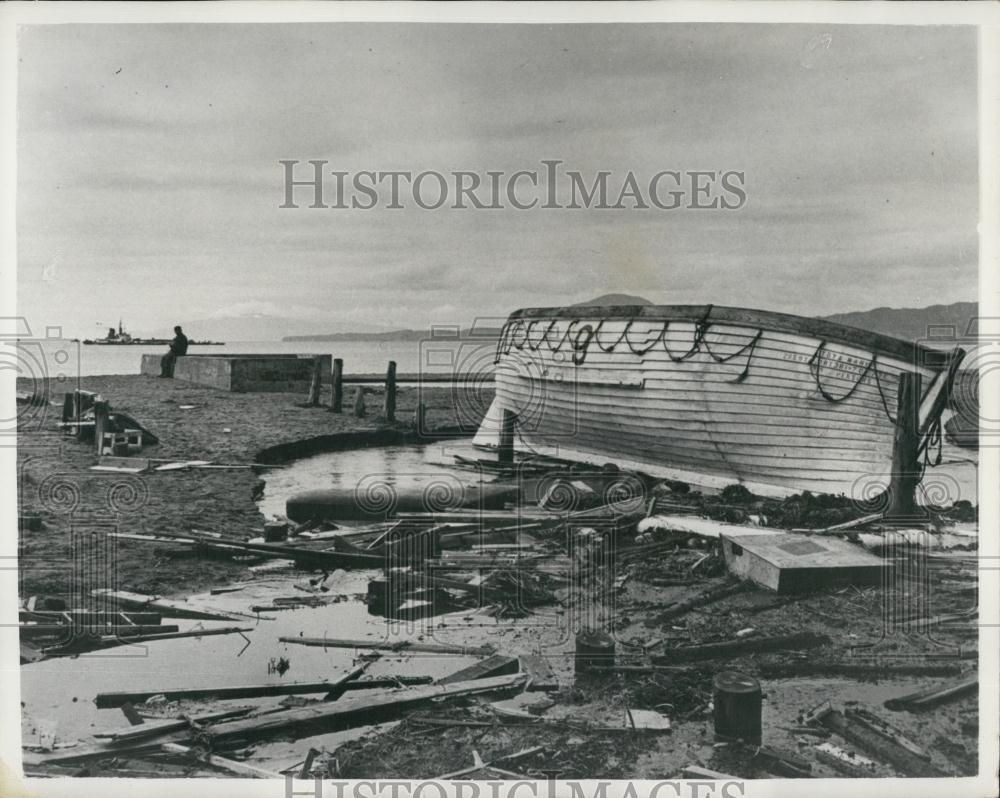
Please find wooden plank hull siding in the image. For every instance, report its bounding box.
[476,306,958,499]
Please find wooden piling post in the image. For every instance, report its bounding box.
[353,387,366,418]
[885,373,922,519]
[307,356,322,406]
[413,401,426,433]
[331,358,343,413]
[93,399,110,456]
[384,360,397,422]
[498,409,516,464]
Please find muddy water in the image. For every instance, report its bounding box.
[20,571,485,750]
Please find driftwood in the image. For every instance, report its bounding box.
[20,623,178,640]
[110,531,384,569]
[279,636,495,656]
[204,674,526,744]
[90,588,263,622]
[160,742,284,779]
[519,654,560,691]
[646,580,753,625]
[437,745,545,780]
[653,632,828,664]
[883,676,978,711]
[437,655,520,685]
[40,625,253,657]
[820,709,947,777]
[94,707,255,743]
[95,676,433,708]
[759,661,963,679]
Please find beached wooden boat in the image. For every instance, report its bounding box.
[475,304,964,498]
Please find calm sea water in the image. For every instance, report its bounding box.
[25,338,498,379]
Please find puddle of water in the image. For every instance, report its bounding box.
[20,567,574,756]
[258,439,499,520]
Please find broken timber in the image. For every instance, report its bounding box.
[437,655,520,685]
[109,531,384,569]
[40,625,253,656]
[819,708,946,777]
[278,636,495,656]
[160,742,283,779]
[883,676,978,712]
[519,654,560,691]
[90,589,264,622]
[94,676,434,708]
[653,632,829,664]
[204,674,526,744]
[646,580,752,625]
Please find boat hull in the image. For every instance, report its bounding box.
[477,306,955,499]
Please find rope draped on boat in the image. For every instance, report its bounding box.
[496,306,763,382]
[495,313,948,442]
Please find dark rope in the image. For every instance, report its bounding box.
[594,320,633,353]
[662,305,714,363]
[919,415,944,466]
[545,320,578,354]
[624,320,668,356]
[701,328,764,383]
[807,341,875,402]
[872,358,898,425]
[571,324,596,365]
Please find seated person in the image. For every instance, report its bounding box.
[159,325,189,377]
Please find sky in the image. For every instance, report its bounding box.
[16,23,979,339]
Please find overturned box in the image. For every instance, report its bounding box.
[141,354,331,393]
[721,531,887,593]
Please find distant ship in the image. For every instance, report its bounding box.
[80,320,224,346]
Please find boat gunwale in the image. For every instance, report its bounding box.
[506,304,955,369]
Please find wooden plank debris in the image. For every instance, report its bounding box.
[519,654,560,691]
[20,623,179,640]
[883,676,978,712]
[108,531,384,569]
[95,676,434,708]
[843,708,931,761]
[94,707,255,743]
[204,674,526,744]
[814,742,881,777]
[90,588,264,622]
[279,636,495,656]
[41,625,253,656]
[653,632,828,664]
[436,745,544,780]
[438,655,520,685]
[752,745,813,778]
[160,742,283,779]
[626,708,671,731]
[819,708,946,777]
[759,661,963,679]
[647,580,753,625]
[680,765,740,780]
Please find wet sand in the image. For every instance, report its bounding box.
[16,373,487,597]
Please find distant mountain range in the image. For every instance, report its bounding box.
[279,297,978,344]
[159,295,976,343]
[822,302,978,342]
[283,327,503,342]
